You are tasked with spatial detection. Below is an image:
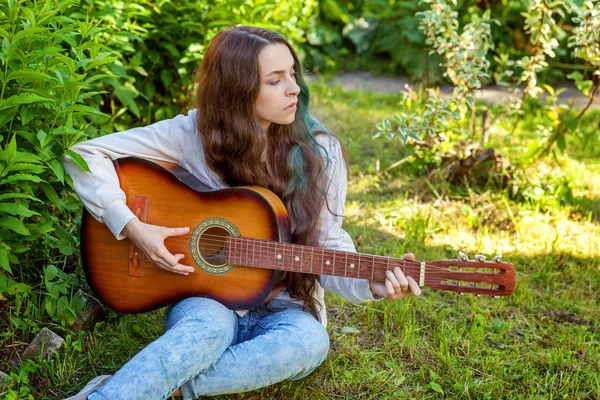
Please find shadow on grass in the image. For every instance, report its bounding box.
[561,194,600,223]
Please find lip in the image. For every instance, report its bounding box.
[284,102,298,111]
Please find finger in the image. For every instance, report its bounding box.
[170,263,196,275]
[160,251,194,274]
[385,279,395,296]
[171,254,195,274]
[402,252,414,261]
[393,267,410,292]
[386,270,401,291]
[407,276,422,296]
[164,227,190,238]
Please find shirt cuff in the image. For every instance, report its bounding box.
[102,199,137,240]
[357,279,384,302]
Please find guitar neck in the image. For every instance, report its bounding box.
[226,236,425,285]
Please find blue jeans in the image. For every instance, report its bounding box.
[88,297,330,399]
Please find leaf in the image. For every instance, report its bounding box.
[64,150,91,173]
[20,105,35,126]
[0,93,54,111]
[1,173,43,184]
[0,193,38,202]
[12,27,48,43]
[114,86,141,118]
[6,162,45,174]
[5,70,53,84]
[0,216,31,235]
[5,135,16,162]
[429,382,444,395]
[341,326,361,334]
[47,159,64,183]
[7,282,31,295]
[0,245,10,272]
[20,6,36,26]
[45,297,56,317]
[556,134,566,153]
[0,107,19,127]
[0,203,39,217]
[63,104,108,117]
[45,264,58,281]
[40,182,61,209]
[37,129,48,147]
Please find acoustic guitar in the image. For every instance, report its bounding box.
[81,158,516,313]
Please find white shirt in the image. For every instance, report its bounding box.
[62,110,378,326]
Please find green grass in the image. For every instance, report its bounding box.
[2,81,599,399]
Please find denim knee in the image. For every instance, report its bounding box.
[164,297,236,347]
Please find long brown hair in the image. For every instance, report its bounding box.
[195,26,334,315]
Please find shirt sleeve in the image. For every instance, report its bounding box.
[61,110,212,240]
[315,135,379,303]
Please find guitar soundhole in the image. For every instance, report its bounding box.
[190,217,240,275]
[197,226,228,266]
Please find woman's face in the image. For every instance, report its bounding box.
[255,43,301,132]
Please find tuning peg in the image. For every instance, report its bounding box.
[459,292,465,296]
[492,295,500,299]
[476,294,481,297]
[493,254,503,262]
[474,254,486,262]
[458,251,469,261]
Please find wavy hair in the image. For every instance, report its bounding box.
[195,26,334,316]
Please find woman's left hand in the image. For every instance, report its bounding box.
[368,253,422,300]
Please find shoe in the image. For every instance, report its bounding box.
[64,375,112,400]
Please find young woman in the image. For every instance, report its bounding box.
[62,26,421,400]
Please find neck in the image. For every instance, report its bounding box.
[225,236,423,283]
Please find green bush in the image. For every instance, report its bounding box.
[77,0,321,128]
[0,0,112,325]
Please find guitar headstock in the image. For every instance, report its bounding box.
[425,253,516,297]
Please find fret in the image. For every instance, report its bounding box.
[225,236,230,264]
[300,246,304,273]
[358,253,361,280]
[290,244,294,272]
[310,247,314,274]
[344,252,348,277]
[332,250,335,276]
[285,243,293,271]
[233,237,238,265]
[252,238,256,267]
[256,239,260,268]
[371,255,375,280]
[386,256,390,272]
[321,248,324,275]
[245,238,249,266]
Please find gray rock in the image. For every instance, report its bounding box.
[74,289,106,330]
[21,328,64,360]
[0,370,13,389]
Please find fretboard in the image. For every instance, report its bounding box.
[225,236,423,283]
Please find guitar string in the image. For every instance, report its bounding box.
[150,235,508,278]
[160,234,507,274]
[167,231,503,270]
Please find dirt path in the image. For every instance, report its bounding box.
[328,72,599,109]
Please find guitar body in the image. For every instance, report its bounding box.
[81,158,290,313]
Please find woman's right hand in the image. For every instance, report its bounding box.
[122,219,195,276]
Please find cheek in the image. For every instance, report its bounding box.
[255,87,278,114]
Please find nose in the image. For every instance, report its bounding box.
[287,80,300,96]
